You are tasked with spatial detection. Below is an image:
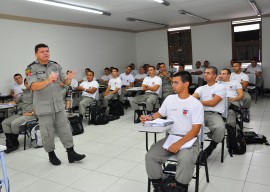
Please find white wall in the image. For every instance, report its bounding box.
[0,19,136,93]
[136,29,169,67]
[191,22,232,71]
[262,17,270,88]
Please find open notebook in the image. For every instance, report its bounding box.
[163,135,197,151]
[144,118,174,127]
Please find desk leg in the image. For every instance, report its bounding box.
[0,152,9,192]
[146,132,149,151]
[154,133,157,143]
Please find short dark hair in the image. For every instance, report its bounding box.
[174,71,192,87]
[206,66,218,75]
[179,63,185,68]
[126,66,132,70]
[86,70,94,76]
[104,67,110,71]
[85,68,91,71]
[35,43,49,53]
[221,68,231,75]
[14,73,22,78]
[148,66,155,70]
[233,62,242,66]
[112,68,118,72]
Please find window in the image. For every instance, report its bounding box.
[168,27,192,69]
[232,18,262,63]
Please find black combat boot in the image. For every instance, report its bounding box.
[172,182,188,192]
[151,179,165,192]
[205,140,218,158]
[48,151,61,165]
[12,134,19,148]
[66,147,86,163]
[134,110,142,124]
[4,134,18,153]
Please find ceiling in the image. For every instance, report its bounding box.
[0,0,270,32]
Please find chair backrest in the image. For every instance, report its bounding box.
[247,73,256,85]
[191,75,199,85]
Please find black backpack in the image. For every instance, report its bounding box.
[226,123,246,156]
[109,100,124,116]
[90,106,109,125]
[244,131,269,145]
[68,115,84,135]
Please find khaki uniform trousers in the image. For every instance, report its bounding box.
[38,110,73,152]
[204,112,225,143]
[145,137,199,184]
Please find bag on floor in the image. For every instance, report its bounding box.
[243,131,269,145]
[68,115,84,135]
[90,106,109,125]
[31,124,43,148]
[226,123,246,156]
[109,100,124,116]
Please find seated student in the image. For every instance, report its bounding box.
[158,63,173,101]
[130,66,162,123]
[130,63,138,77]
[167,61,177,75]
[75,71,99,121]
[101,68,122,109]
[119,66,135,103]
[79,68,96,84]
[100,67,112,85]
[231,62,252,117]
[245,58,264,89]
[190,61,204,87]
[2,78,36,153]
[217,69,244,127]
[10,73,26,100]
[142,71,204,192]
[193,66,226,159]
[65,70,79,110]
[134,66,147,87]
[178,63,185,72]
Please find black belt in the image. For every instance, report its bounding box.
[146,92,158,96]
[205,111,222,116]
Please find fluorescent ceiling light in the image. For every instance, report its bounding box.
[234,23,260,32]
[153,0,170,6]
[248,0,261,16]
[168,26,190,31]
[26,0,111,16]
[232,18,261,24]
[126,17,168,27]
[179,10,209,22]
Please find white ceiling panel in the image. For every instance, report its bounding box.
[0,0,269,31]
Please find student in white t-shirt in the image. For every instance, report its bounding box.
[102,68,122,108]
[141,71,204,192]
[65,70,79,110]
[193,66,226,160]
[217,68,244,127]
[130,63,138,77]
[231,62,252,110]
[79,68,96,84]
[75,70,99,121]
[119,66,135,103]
[134,67,147,87]
[10,73,26,100]
[100,67,112,85]
[245,58,263,88]
[190,61,204,87]
[130,66,162,123]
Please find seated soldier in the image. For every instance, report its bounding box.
[79,68,96,84]
[2,78,37,153]
[142,71,204,192]
[217,69,244,127]
[101,68,122,110]
[134,66,147,87]
[193,66,226,159]
[119,65,135,103]
[130,63,138,77]
[75,71,99,121]
[158,63,173,101]
[65,70,79,110]
[245,58,263,89]
[10,73,26,100]
[100,67,112,85]
[130,66,162,123]
[190,61,204,87]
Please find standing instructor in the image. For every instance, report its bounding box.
[26,43,85,165]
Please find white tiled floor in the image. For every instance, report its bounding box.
[1,98,270,192]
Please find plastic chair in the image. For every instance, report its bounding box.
[19,119,39,150]
[247,73,258,104]
[0,145,9,192]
